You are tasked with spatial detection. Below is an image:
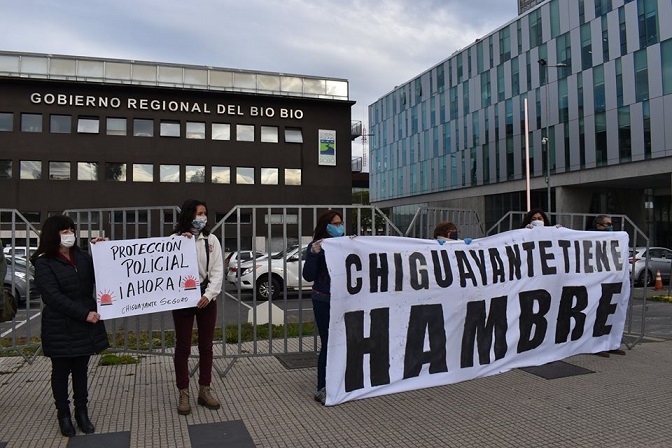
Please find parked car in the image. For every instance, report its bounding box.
[224,250,267,275]
[2,246,38,258]
[630,246,672,286]
[3,255,40,305]
[232,244,312,299]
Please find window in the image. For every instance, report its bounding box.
[186,122,205,139]
[638,0,658,48]
[21,113,42,132]
[236,124,254,142]
[663,38,672,95]
[160,121,180,137]
[581,24,592,70]
[50,115,71,133]
[260,168,278,185]
[132,164,153,182]
[618,106,631,162]
[236,167,255,184]
[77,117,99,134]
[0,160,12,179]
[77,162,98,181]
[107,118,127,136]
[634,49,649,102]
[49,161,70,180]
[499,26,511,62]
[105,163,126,181]
[593,65,605,113]
[0,112,12,131]
[284,168,301,186]
[211,166,230,184]
[212,123,230,140]
[160,165,179,182]
[261,126,278,143]
[186,165,205,183]
[20,161,42,179]
[133,119,154,137]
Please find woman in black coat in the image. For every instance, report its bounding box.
[31,215,109,438]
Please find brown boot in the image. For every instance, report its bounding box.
[198,385,221,410]
[177,388,191,415]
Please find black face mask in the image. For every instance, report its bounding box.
[449,231,458,240]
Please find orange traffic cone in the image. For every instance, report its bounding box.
[654,270,663,290]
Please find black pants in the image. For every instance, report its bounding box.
[50,355,91,412]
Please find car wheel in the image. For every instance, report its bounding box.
[638,270,653,287]
[256,276,281,300]
[3,285,21,306]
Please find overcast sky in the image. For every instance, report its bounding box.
[1,0,518,161]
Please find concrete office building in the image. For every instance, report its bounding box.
[0,51,358,247]
[369,0,672,245]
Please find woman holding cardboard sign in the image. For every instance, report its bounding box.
[31,215,109,438]
[172,199,224,415]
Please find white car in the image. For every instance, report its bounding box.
[224,250,266,280]
[232,244,312,299]
[3,246,38,258]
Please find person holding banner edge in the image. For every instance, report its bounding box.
[31,215,109,438]
[171,199,224,415]
[521,208,551,228]
[591,214,627,358]
[303,209,344,405]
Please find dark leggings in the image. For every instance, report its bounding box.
[50,355,91,412]
[312,294,330,390]
[172,300,218,389]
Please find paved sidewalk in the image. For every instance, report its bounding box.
[1,336,671,448]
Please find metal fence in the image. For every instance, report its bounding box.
[0,205,657,366]
[488,211,651,349]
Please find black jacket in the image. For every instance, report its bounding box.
[34,248,109,358]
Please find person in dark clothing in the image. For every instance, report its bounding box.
[590,214,626,358]
[31,215,109,437]
[302,209,344,405]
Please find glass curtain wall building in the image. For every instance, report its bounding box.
[369,0,672,245]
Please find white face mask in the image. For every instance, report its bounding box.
[530,219,545,227]
[60,234,76,248]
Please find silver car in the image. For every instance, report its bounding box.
[630,247,672,286]
[3,255,40,305]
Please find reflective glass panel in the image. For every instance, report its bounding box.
[186,122,205,139]
[285,168,301,185]
[236,167,255,184]
[0,112,12,131]
[160,165,180,182]
[212,123,230,140]
[134,119,154,137]
[21,113,42,132]
[107,118,127,136]
[261,168,278,185]
[211,166,230,184]
[105,163,126,181]
[49,161,70,180]
[160,121,180,137]
[77,118,99,134]
[236,124,254,142]
[77,162,99,181]
[133,164,154,182]
[261,126,278,143]
[50,115,71,133]
[186,165,205,183]
[285,128,303,143]
[20,161,41,179]
[0,160,12,179]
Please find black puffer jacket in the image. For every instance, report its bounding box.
[34,248,109,358]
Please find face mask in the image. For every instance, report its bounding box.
[192,216,207,231]
[60,234,76,248]
[530,219,545,227]
[449,231,459,240]
[604,225,613,232]
[326,223,344,237]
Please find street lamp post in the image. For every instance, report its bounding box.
[538,59,567,215]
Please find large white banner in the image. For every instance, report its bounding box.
[323,228,631,406]
[91,236,202,319]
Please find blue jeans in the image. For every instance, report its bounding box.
[312,293,330,390]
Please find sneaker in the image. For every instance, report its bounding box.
[594,351,610,358]
[609,349,626,355]
[314,387,326,405]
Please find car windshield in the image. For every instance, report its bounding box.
[271,245,300,259]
